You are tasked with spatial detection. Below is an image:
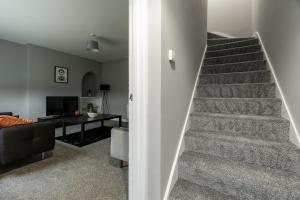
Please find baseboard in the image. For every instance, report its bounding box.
[254,32,300,148]
[162,45,207,200]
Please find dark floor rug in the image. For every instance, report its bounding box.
[56,126,112,147]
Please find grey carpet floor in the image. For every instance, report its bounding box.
[0,139,128,200]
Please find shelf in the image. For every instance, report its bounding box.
[80,96,98,99]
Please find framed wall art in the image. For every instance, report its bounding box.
[54,66,68,83]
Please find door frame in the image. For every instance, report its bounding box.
[128,0,148,199]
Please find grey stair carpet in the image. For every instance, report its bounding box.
[207,38,254,46]
[170,37,300,199]
[206,45,261,58]
[207,38,259,51]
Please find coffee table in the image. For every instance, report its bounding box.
[61,114,122,144]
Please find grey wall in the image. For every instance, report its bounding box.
[27,44,102,119]
[161,0,207,198]
[100,59,129,119]
[0,39,27,118]
[208,0,253,37]
[0,40,102,120]
[253,0,300,146]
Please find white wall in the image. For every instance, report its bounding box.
[253,0,300,147]
[101,59,129,119]
[161,0,207,198]
[208,0,253,37]
[0,39,27,117]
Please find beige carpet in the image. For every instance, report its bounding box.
[0,139,128,200]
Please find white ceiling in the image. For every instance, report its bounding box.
[0,0,129,62]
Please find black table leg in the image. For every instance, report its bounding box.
[80,123,85,144]
[62,121,67,141]
[101,120,104,127]
[119,116,122,127]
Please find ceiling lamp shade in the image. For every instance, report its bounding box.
[86,39,99,52]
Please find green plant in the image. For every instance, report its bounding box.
[87,103,98,113]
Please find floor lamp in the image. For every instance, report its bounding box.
[100,84,110,114]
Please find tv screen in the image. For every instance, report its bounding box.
[46,96,78,116]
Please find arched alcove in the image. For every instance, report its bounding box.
[81,71,97,97]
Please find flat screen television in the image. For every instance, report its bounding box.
[46,96,78,117]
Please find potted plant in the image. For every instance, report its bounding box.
[87,103,98,118]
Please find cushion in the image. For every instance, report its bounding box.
[0,115,33,128]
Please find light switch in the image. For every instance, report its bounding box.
[168,49,175,62]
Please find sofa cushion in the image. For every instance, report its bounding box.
[0,115,33,128]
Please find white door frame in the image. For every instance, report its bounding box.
[128,0,148,199]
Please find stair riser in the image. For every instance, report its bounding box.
[202,61,267,74]
[190,115,289,142]
[206,45,261,58]
[194,98,281,116]
[179,160,300,200]
[204,52,264,65]
[185,136,300,176]
[170,179,236,200]
[197,84,276,98]
[208,39,259,51]
[208,38,252,46]
[199,71,271,85]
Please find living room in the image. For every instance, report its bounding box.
[0,1,129,199]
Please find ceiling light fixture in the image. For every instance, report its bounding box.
[86,33,100,52]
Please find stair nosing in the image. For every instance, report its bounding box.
[185,129,287,147]
[193,97,281,101]
[205,51,263,61]
[203,60,266,68]
[198,82,274,87]
[190,111,288,122]
[199,70,270,76]
[207,38,258,48]
[206,44,261,54]
[207,37,253,42]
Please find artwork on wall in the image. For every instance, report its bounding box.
[54,66,68,83]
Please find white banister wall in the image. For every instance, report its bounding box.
[253,0,300,147]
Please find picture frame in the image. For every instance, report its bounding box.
[54,66,68,83]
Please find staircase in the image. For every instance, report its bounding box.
[169,35,300,199]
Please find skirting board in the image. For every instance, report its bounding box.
[255,32,300,148]
[162,45,207,200]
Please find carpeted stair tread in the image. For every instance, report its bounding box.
[178,151,300,200]
[170,36,299,200]
[185,130,300,176]
[204,52,264,65]
[201,60,267,74]
[199,70,271,84]
[169,179,237,200]
[190,112,290,142]
[208,38,259,51]
[193,97,281,116]
[207,38,254,46]
[206,44,261,58]
[197,83,276,98]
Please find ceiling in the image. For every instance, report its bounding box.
[0,0,129,62]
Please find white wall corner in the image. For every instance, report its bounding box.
[162,45,207,200]
[254,32,300,148]
[210,31,236,38]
